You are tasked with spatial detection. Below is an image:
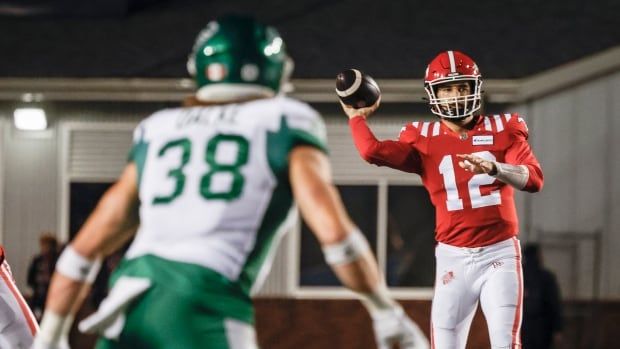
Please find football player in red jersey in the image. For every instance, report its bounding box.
[0,246,39,348]
[342,50,543,349]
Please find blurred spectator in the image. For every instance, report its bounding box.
[522,243,564,349]
[27,232,60,320]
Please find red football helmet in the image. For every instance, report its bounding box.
[424,50,482,119]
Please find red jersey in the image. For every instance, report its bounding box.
[349,113,543,247]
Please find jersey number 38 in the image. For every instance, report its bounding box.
[152,134,249,204]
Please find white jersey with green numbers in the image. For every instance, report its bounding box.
[124,96,327,295]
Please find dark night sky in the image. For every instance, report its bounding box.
[1,0,619,79]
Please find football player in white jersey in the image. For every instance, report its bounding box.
[33,15,429,349]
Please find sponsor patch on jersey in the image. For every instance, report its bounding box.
[472,135,493,146]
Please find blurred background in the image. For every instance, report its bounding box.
[1,0,619,348]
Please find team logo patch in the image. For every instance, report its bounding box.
[206,63,227,81]
[442,271,455,285]
[491,261,504,269]
[472,135,493,146]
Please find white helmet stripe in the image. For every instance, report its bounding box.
[447,51,457,73]
[335,69,363,97]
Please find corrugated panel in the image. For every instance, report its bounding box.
[69,129,133,180]
[2,120,59,290]
[255,231,294,297]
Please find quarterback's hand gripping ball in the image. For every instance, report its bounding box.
[336,69,381,108]
[336,69,382,119]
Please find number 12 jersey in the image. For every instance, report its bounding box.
[349,113,543,247]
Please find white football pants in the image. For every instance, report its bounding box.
[431,237,522,349]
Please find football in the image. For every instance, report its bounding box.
[335,69,381,109]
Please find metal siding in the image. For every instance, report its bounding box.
[573,81,607,233]
[511,72,620,298]
[528,93,576,234]
[69,129,133,180]
[2,121,59,290]
[605,71,620,296]
[255,231,293,296]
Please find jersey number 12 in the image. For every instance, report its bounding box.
[438,151,501,211]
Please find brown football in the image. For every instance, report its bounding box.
[335,69,381,108]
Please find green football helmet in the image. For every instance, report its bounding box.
[187,15,293,102]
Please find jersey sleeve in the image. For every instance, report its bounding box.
[266,99,329,177]
[397,122,421,144]
[282,99,328,154]
[127,120,148,163]
[348,116,422,174]
[504,113,544,192]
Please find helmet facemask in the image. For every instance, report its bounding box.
[425,76,482,119]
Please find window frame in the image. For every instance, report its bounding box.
[59,121,137,242]
[292,177,434,300]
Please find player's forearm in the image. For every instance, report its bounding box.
[290,147,355,244]
[490,162,543,192]
[502,140,544,192]
[323,231,400,315]
[349,116,418,172]
[36,247,101,347]
[37,279,89,348]
[330,253,379,293]
[44,274,85,316]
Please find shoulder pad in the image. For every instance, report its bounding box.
[399,121,422,143]
[502,113,529,141]
[281,98,327,145]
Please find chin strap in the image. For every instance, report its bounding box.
[491,162,529,190]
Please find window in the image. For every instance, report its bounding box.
[298,185,378,287]
[70,182,113,239]
[386,185,435,287]
[297,183,436,290]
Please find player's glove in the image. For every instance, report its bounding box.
[371,306,430,349]
[31,312,72,349]
[31,336,70,349]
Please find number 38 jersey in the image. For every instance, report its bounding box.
[349,113,543,248]
[125,96,327,294]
